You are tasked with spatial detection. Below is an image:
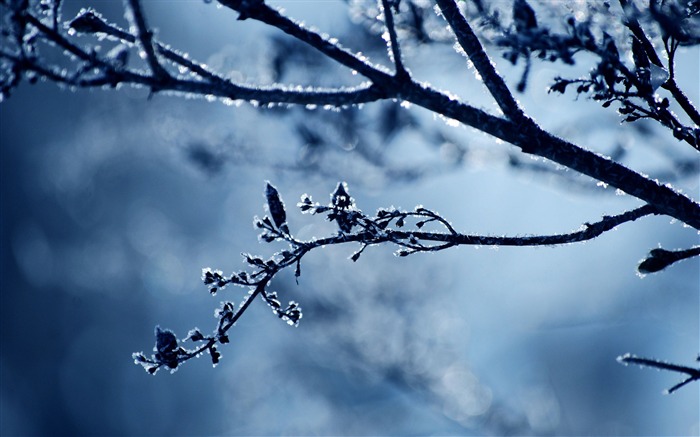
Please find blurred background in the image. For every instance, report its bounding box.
[1,1,698,435]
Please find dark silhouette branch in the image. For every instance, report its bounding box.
[4,2,699,229]
[133,183,666,374]
[618,354,700,394]
[380,0,409,79]
[434,0,526,122]
[5,12,388,105]
[123,0,169,81]
[401,81,700,229]
[661,37,700,127]
[2,0,699,391]
[618,0,664,67]
[218,0,395,85]
[638,245,700,274]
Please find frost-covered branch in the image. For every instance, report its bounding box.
[0,7,389,106]
[380,0,409,79]
[2,1,699,229]
[618,354,700,394]
[133,182,670,374]
[123,0,168,81]
[638,245,700,274]
[3,0,699,392]
[660,35,700,127]
[434,0,526,122]
[218,0,396,85]
[457,0,700,150]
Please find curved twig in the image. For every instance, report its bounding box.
[133,183,668,374]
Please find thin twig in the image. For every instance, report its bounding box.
[124,0,169,80]
[380,0,409,79]
[434,0,527,122]
[618,0,664,67]
[617,0,700,131]
[155,44,225,84]
[662,38,700,126]
[51,0,62,30]
[297,204,659,249]
[9,12,390,105]
[217,0,395,86]
[618,354,700,393]
[132,183,668,374]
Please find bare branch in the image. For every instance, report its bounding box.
[618,0,664,67]
[8,1,690,390]
[434,0,527,122]
[155,45,224,84]
[133,183,664,374]
[6,4,700,230]
[402,81,700,230]
[618,354,700,394]
[123,0,169,81]
[661,38,700,127]
[380,0,409,79]
[11,11,390,105]
[217,0,395,86]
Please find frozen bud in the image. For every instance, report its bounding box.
[154,327,179,369]
[265,291,281,309]
[187,329,205,342]
[265,182,288,233]
[331,182,354,209]
[210,346,221,366]
[638,248,675,274]
[298,194,314,212]
[155,327,177,354]
[69,9,108,34]
[281,301,302,326]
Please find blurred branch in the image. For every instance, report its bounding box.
[618,354,700,393]
[661,36,700,126]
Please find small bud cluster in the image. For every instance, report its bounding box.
[202,268,228,294]
[131,181,698,381]
[134,182,465,373]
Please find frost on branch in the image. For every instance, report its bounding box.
[637,246,700,274]
[4,0,696,395]
[265,182,289,235]
[617,354,700,394]
[134,182,697,376]
[132,326,191,374]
